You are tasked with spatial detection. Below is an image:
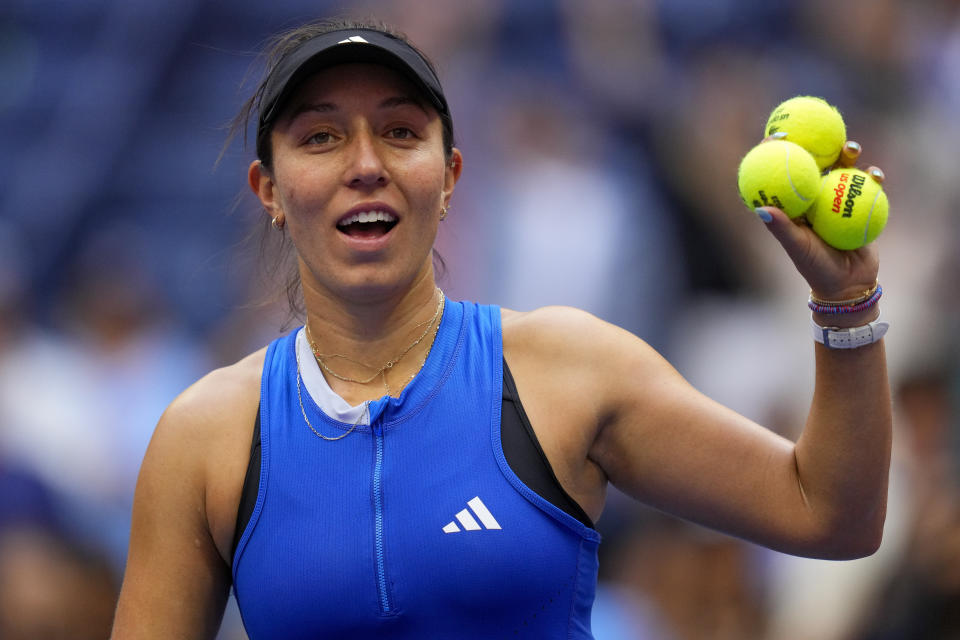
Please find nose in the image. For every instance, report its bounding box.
[344,127,388,189]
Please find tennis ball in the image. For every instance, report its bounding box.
[765,96,846,170]
[807,168,888,250]
[737,140,821,218]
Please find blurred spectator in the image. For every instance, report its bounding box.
[848,367,960,639]
[470,75,682,346]
[560,0,665,125]
[0,226,211,564]
[0,454,119,639]
[0,221,31,348]
[597,513,767,640]
[0,524,118,640]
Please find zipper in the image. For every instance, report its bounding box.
[371,418,393,614]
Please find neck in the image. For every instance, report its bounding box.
[300,267,443,400]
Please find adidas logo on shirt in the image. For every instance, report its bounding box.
[442,497,501,533]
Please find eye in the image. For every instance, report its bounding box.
[386,127,415,140]
[306,130,335,145]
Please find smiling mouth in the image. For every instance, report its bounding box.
[336,210,398,239]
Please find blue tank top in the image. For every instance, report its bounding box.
[232,301,600,639]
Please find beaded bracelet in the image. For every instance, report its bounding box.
[808,283,883,314]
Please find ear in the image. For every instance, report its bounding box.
[442,148,464,207]
[248,160,282,220]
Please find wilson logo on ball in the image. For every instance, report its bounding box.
[842,174,867,218]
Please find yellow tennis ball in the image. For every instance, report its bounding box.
[765,96,846,170]
[807,168,888,250]
[737,140,821,218]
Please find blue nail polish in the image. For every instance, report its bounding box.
[770,131,788,140]
[755,208,773,223]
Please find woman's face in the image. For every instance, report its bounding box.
[250,62,461,302]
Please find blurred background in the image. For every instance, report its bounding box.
[1,0,959,638]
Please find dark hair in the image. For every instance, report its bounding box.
[223,18,453,324]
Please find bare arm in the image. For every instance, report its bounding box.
[111,396,232,638]
[592,160,889,557]
[796,313,890,555]
[112,355,261,638]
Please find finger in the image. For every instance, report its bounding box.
[866,165,885,184]
[754,206,818,269]
[838,141,861,167]
[761,132,789,143]
[755,206,805,245]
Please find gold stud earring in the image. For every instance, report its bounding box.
[272,214,285,230]
[440,206,448,221]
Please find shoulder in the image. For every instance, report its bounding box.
[140,346,266,506]
[501,305,660,370]
[501,305,600,335]
[139,347,267,562]
[501,305,606,351]
[148,346,267,484]
[155,347,266,449]
[500,305,679,422]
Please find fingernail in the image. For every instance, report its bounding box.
[770,131,788,139]
[870,167,885,181]
[755,208,773,223]
[845,141,861,153]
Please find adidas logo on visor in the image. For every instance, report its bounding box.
[442,496,502,533]
[338,36,370,44]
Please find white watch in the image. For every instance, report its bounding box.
[812,316,889,349]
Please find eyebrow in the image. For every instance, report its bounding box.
[378,95,429,114]
[287,95,429,123]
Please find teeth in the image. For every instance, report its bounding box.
[338,211,397,226]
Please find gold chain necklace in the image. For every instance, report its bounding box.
[305,288,445,395]
[295,289,446,440]
[295,343,365,441]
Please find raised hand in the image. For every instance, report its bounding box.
[755,138,884,301]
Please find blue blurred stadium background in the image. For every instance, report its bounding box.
[2,1,959,638]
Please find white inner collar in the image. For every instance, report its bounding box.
[295,328,370,425]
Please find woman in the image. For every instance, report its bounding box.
[111,19,891,639]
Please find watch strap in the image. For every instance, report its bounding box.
[812,316,889,349]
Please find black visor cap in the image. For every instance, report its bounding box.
[257,29,449,146]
